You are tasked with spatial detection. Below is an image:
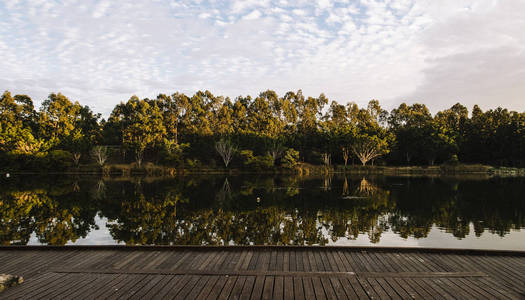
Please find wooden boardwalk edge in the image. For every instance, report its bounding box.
[1,247,524,299]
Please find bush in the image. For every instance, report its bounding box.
[240,150,273,170]
[445,154,459,166]
[281,148,300,169]
[185,158,201,169]
[46,150,74,170]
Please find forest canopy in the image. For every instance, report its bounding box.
[1,89,524,170]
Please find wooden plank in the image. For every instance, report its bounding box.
[401,278,436,300]
[296,249,305,271]
[269,250,277,271]
[320,276,337,300]
[227,275,247,300]
[198,250,219,270]
[284,276,294,299]
[302,277,316,300]
[409,277,445,300]
[184,276,211,299]
[24,273,80,299]
[346,276,370,299]
[357,276,380,299]
[422,278,464,300]
[365,277,390,299]
[293,276,305,299]
[241,251,254,271]
[375,277,402,300]
[7,273,67,299]
[234,250,248,271]
[129,274,170,299]
[139,275,176,299]
[311,276,327,300]
[204,275,229,299]
[48,273,108,299]
[276,249,284,272]
[151,275,184,299]
[262,276,274,300]
[383,277,413,299]
[329,277,351,299]
[392,277,422,299]
[289,249,297,271]
[106,274,149,299]
[283,250,290,272]
[239,276,256,300]
[174,275,201,299]
[476,277,523,300]
[195,276,220,300]
[247,250,259,271]
[272,276,284,300]
[108,274,156,299]
[259,250,271,271]
[87,274,128,299]
[249,276,265,300]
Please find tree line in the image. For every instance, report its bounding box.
[1,89,524,170]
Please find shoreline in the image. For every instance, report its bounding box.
[3,164,525,177]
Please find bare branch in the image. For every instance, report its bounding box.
[215,139,236,167]
[90,146,108,166]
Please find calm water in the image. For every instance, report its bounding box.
[1,174,524,250]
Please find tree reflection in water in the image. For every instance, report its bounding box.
[0,175,523,245]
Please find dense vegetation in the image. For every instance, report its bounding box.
[1,89,524,171]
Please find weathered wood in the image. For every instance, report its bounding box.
[0,247,523,299]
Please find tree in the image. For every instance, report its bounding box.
[111,96,166,167]
[91,146,108,166]
[351,135,388,166]
[342,146,350,166]
[215,139,236,167]
[321,153,331,166]
[268,141,285,166]
[281,148,300,169]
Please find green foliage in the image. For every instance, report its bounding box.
[240,150,274,170]
[159,141,189,166]
[45,150,74,170]
[446,154,460,166]
[281,148,300,169]
[1,89,525,171]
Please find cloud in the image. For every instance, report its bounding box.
[242,10,262,20]
[0,0,524,116]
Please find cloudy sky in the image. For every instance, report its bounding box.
[1,0,524,115]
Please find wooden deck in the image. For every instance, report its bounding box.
[0,246,524,299]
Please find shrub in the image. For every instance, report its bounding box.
[240,150,273,170]
[281,148,300,169]
[446,154,459,166]
[46,150,74,170]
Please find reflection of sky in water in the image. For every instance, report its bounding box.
[328,225,524,251]
[28,213,122,246]
[27,215,524,250]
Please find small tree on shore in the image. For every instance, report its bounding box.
[342,146,349,166]
[268,142,285,166]
[72,153,81,166]
[322,153,331,166]
[215,138,236,167]
[351,135,388,166]
[91,146,108,166]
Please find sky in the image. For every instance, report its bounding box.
[1,0,524,116]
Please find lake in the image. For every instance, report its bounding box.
[1,174,524,250]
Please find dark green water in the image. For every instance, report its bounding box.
[1,175,524,250]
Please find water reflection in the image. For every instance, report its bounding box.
[1,175,523,248]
